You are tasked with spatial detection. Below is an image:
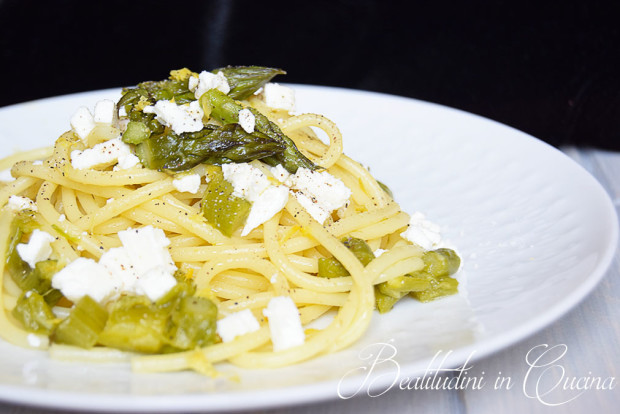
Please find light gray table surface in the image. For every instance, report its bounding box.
[0,146,618,414]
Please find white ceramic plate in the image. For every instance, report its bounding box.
[0,86,617,412]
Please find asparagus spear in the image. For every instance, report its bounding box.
[205,89,318,173]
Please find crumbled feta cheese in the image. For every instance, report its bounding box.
[222,163,271,200]
[117,226,177,277]
[400,212,442,250]
[238,108,255,133]
[143,100,204,135]
[70,106,96,140]
[134,265,178,302]
[0,169,15,182]
[188,75,199,91]
[222,163,289,236]
[374,248,387,257]
[270,164,290,183]
[262,83,295,111]
[71,137,136,170]
[52,226,178,304]
[98,246,137,291]
[115,152,140,170]
[262,296,305,351]
[287,168,351,224]
[52,257,120,304]
[93,99,118,125]
[16,229,55,268]
[172,173,201,194]
[7,195,37,211]
[58,214,66,222]
[292,192,331,225]
[216,309,260,342]
[27,334,43,348]
[191,70,230,98]
[244,185,289,237]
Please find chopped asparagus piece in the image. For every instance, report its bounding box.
[54,296,108,348]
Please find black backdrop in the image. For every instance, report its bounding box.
[1,0,619,149]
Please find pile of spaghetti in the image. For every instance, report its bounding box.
[0,67,460,374]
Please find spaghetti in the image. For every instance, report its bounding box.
[0,67,460,373]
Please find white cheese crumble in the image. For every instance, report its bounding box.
[400,212,442,251]
[222,163,289,236]
[220,163,351,231]
[190,70,230,99]
[270,164,290,183]
[116,225,177,276]
[261,83,295,111]
[70,106,96,140]
[143,100,204,135]
[52,226,177,304]
[286,167,351,224]
[58,214,66,222]
[374,248,387,257]
[93,99,118,125]
[0,169,15,182]
[27,333,43,348]
[216,309,260,343]
[172,173,201,194]
[16,229,55,268]
[51,257,119,304]
[238,108,255,133]
[71,137,138,170]
[262,296,305,352]
[7,195,37,211]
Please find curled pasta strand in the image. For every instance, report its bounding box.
[281,113,343,169]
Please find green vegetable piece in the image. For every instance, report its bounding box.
[156,279,196,310]
[5,212,62,304]
[318,257,349,278]
[204,89,317,173]
[384,274,432,293]
[201,167,251,237]
[54,296,108,348]
[117,88,149,114]
[98,296,167,353]
[134,124,285,171]
[409,275,459,303]
[215,66,286,100]
[12,291,57,334]
[377,283,405,300]
[422,248,461,278]
[122,121,151,145]
[378,274,431,299]
[317,237,375,278]
[375,286,400,314]
[343,237,375,266]
[6,210,37,273]
[408,248,460,303]
[374,248,461,310]
[30,260,63,305]
[377,180,394,198]
[118,76,193,124]
[165,296,218,350]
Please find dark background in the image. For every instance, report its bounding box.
[1,0,619,149]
